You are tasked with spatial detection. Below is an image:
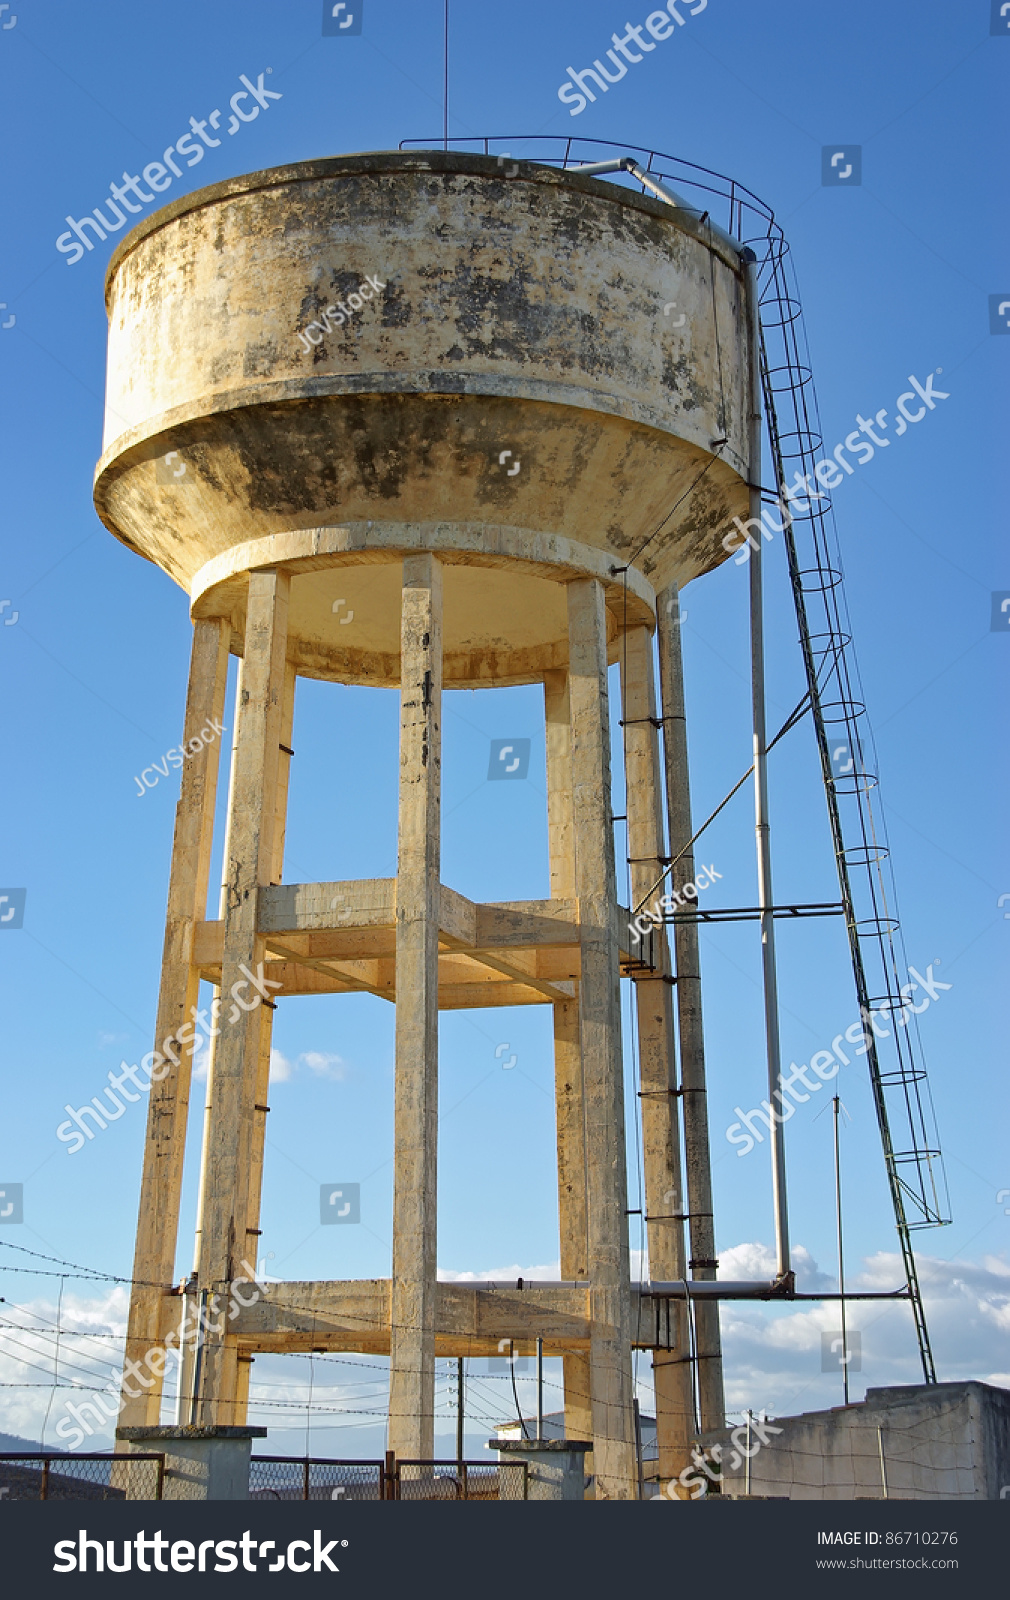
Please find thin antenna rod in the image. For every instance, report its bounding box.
[443,0,449,150]
[833,1095,849,1405]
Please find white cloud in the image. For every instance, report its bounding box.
[439,1261,561,1283]
[0,1285,133,1448]
[718,1240,834,1295]
[190,1045,349,1086]
[301,1051,347,1081]
[713,1243,1010,1422]
[268,1048,347,1084]
[269,1048,293,1083]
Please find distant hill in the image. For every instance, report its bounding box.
[0,1431,45,1453]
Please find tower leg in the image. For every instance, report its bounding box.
[553,1002,593,1447]
[388,554,442,1460]
[118,618,230,1431]
[567,578,636,1499]
[657,583,726,1433]
[620,624,695,1483]
[195,571,290,1426]
[242,662,297,1293]
[544,669,592,1449]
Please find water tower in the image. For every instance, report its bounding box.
[95,150,752,1499]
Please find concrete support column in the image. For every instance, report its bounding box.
[388,553,442,1460]
[566,578,636,1500]
[656,583,726,1433]
[619,624,695,1479]
[119,618,230,1431]
[243,662,297,1277]
[195,571,290,1426]
[118,1426,267,1500]
[544,669,592,1446]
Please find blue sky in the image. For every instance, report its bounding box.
[0,0,1005,1457]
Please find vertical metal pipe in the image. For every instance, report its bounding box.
[174,1284,197,1427]
[744,252,790,1281]
[656,591,726,1432]
[536,1338,543,1441]
[188,1288,209,1427]
[456,1357,465,1464]
[834,1096,849,1406]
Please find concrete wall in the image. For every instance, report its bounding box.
[709,1383,1010,1501]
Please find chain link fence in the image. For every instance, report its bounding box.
[250,1457,386,1501]
[0,1451,526,1502]
[0,1452,164,1500]
[394,1460,527,1501]
[248,1456,527,1500]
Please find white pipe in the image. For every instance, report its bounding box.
[641,1281,908,1301]
[643,1279,789,1300]
[573,157,745,260]
[745,251,791,1283]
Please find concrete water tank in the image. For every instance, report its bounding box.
[94,150,752,684]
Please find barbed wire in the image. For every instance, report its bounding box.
[0,1231,704,1446]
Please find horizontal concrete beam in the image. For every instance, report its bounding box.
[197,881,631,951]
[259,878,396,934]
[189,881,635,1008]
[155,1280,684,1356]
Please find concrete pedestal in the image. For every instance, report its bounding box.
[492,1438,593,1501]
[118,1425,267,1501]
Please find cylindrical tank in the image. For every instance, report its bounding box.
[94,151,751,686]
